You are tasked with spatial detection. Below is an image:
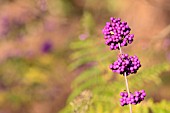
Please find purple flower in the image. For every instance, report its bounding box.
[120,90,146,106]
[102,17,134,50]
[110,53,141,75]
[79,33,89,40]
[41,41,52,53]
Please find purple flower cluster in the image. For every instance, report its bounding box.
[102,17,134,50]
[102,17,146,108]
[109,53,141,75]
[120,90,146,106]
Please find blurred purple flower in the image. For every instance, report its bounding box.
[163,38,170,50]
[41,41,53,53]
[38,0,47,12]
[79,33,89,40]
[166,52,170,62]
[0,16,10,37]
[43,19,56,32]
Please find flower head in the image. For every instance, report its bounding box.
[110,53,141,75]
[102,17,134,50]
[120,90,146,106]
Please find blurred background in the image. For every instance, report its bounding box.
[0,0,170,113]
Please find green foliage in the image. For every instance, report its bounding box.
[59,11,170,113]
[70,90,93,113]
[81,12,95,34]
[0,55,59,112]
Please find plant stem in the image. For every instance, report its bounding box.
[118,43,122,54]
[118,43,132,113]
[124,72,132,113]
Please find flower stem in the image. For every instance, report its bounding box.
[118,43,132,113]
[118,43,122,54]
[124,72,132,113]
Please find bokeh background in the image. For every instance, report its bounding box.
[0,0,170,113]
